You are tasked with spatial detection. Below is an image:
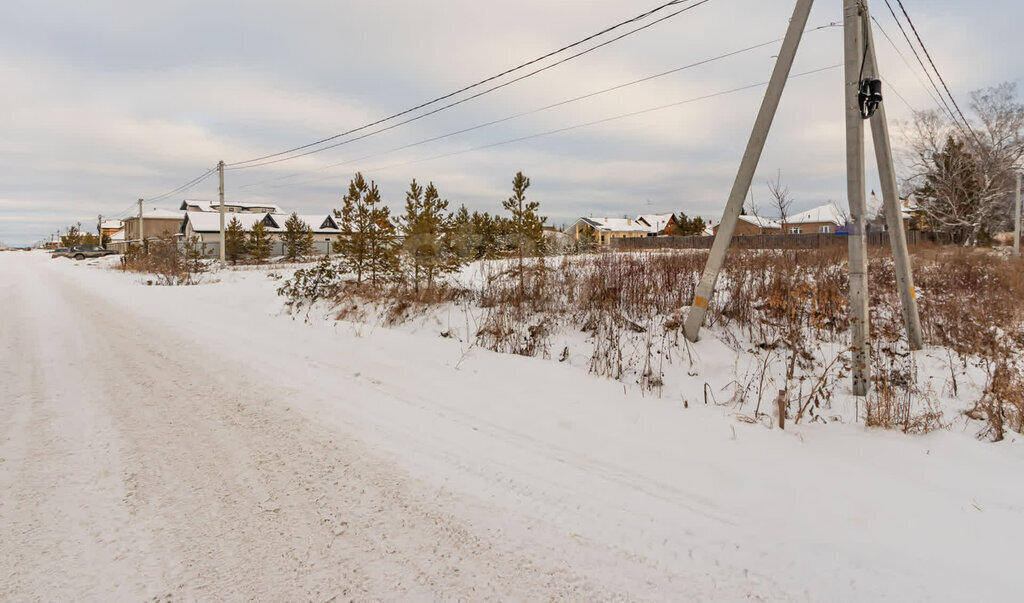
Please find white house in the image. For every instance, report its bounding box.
[635,213,677,235]
[180,212,344,254]
[568,217,653,246]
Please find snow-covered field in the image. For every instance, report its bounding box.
[2,250,1022,601]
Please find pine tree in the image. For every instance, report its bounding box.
[61,223,84,247]
[334,173,398,286]
[451,204,477,261]
[224,216,248,265]
[575,225,597,252]
[184,235,207,274]
[501,172,545,295]
[669,212,707,236]
[283,213,315,261]
[247,219,273,263]
[399,179,425,287]
[400,179,460,291]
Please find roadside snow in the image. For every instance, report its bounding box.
[2,251,1022,601]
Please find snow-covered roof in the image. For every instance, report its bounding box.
[182,211,340,234]
[101,219,123,229]
[786,203,847,225]
[279,214,341,234]
[636,213,674,232]
[125,208,185,221]
[576,217,652,233]
[738,215,782,229]
[180,199,284,213]
[109,229,125,241]
[183,211,266,233]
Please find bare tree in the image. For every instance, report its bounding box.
[744,190,768,233]
[901,82,1024,244]
[767,170,793,230]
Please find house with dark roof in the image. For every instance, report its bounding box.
[180,211,343,255]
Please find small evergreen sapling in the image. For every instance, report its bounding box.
[502,171,545,295]
[333,172,399,286]
[247,219,273,263]
[224,216,248,264]
[283,212,315,261]
[400,179,461,291]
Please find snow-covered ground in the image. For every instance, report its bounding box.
[1,250,1022,601]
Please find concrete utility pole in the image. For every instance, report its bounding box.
[844,0,871,397]
[1015,171,1021,258]
[863,12,923,350]
[138,198,144,252]
[218,160,226,266]
[682,0,816,342]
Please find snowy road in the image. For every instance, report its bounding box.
[2,252,1023,601]
[0,256,643,599]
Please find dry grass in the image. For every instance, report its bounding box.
[120,237,207,285]
[279,245,1024,438]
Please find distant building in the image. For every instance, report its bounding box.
[179,199,284,214]
[180,211,343,255]
[568,217,652,246]
[714,215,782,236]
[121,208,185,246]
[783,203,848,234]
[635,213,678,236]
[100,219,124,240]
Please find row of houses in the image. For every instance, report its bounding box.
[105,200,341,254]
[97,196,914,254]
[570,195,914,246]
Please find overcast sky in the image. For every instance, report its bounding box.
[1,0,1020,245]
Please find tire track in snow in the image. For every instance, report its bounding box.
[1,257,628,601]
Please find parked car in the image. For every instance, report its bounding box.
[68,245,118,260]
[51,247,69,258]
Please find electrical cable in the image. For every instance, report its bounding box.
[880,0,972,141]
[143,167,218,204]
[240,27,840,192]
[892,0,981,145]
[870,15,945,112]
[225,0,714,170]
[323,64,841,178]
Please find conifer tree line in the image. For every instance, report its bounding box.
[327,170,547,289]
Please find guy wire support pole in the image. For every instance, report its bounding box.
[845,0,871,397]
[683,0,816,343]
[862,1,924,350]
[218,160,226,266]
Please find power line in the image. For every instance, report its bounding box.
[225,0,714,170]
[880,0,973,142]
[143,167,218,204]
[243,25,841,192]
[884,78,915,112]
[892,0,981,144]
[870,15,944,112]
[340,65,842,178]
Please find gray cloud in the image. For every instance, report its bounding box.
[1,0,1020,245]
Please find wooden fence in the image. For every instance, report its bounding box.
[611,230,931,251]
